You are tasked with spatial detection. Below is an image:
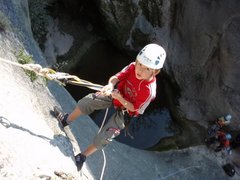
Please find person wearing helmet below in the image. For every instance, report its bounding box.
[214,131,232,155]
[53,44,167,171]
[217,114,232,127]
[208,114,232,136]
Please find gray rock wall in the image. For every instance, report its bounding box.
[0,0,46,66]
[1,1,240,179]
[170,1,240,126]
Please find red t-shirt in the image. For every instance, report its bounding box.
[113,62,157,116]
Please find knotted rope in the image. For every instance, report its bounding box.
[0,57,103,91]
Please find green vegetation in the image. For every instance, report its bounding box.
[15,49,49,84]
[15,48,38,82]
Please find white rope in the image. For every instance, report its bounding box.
[159,165,200,179]
[100,150,106,180]
[0,57,104,91]
[98,108,109,134]
[98,108,109,180]
[0,57,42,72]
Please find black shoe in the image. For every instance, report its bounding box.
[75,153,86,171]
[53,106,69,127]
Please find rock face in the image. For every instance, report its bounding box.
[169,1,240,127]
[1,0,240,179]
[93,0,171,49]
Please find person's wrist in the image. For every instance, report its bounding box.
[120,97,126,104]
[108,82,113,88]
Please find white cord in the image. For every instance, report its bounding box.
[159,165,200,179]
[98,108,109,180]
[100,150,106,180]
[98,108,108,134]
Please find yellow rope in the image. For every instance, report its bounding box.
[0,57,103,91]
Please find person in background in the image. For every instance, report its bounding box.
[208,114,232,136]
[53,44,167,171]
[216,114,231,127]
[214,131,232,155]
[206,130,232,155]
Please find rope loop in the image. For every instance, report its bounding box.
[0,57,103,91]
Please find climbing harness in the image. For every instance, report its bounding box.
[0,57,104,91]
[122,109,134,139]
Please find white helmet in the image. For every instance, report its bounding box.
[136,44,166,70]
[225,114,232,122]
[225,133,232,140]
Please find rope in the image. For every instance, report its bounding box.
[0,57,43,72]
[158,165,200,179]
[98,108,109,180]
[0,57,104,91]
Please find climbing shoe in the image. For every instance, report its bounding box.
[53,106,69,128]
[222,163,235,177]
[75,153,86,171]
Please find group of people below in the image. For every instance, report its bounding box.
[206,114,240,177]
[206,114,235,155]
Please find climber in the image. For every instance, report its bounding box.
[53,44,167,171]
[214,131,232,154]
[207,114,232,136]
[205,130,232,155]
[216,114,231,126]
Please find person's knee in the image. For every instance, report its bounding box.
[93,127,121,150]
[93,138,111,150]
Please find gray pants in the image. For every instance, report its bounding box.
[77,93,126,149]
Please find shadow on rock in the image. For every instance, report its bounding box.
[0,116,74,158]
